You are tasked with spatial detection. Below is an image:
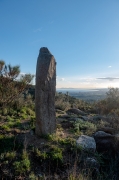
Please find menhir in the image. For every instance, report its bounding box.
[35,47,56,136]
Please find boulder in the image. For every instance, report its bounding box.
[93,115,103,121]
[68,117,81,122]
[35,47,56,136]
[94,131,117,153]
[76,135,96,152]
[81,115,93,121]
[97,127,115,135]
[94,131,112,137]
[66,108,87,116]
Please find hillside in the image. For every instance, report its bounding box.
[0,88,119,179]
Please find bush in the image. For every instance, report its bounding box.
[49,146,63,163]
[5,151,16,160]
[55,92,71,110]
[96,87,119,115]
[74,119,96,135]
[14,158,30,174]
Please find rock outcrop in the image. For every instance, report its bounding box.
[94,131,119,155]
[66,108,87,116]
[35,47,56,136]
[97,127,115,135]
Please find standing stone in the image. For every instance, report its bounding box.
[35,47,56,136]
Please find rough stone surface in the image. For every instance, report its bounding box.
[84,157,100,169]
[83,157,100,177]
[59,114,71,119]
[94,131,115,153]
[97,127,115,135]
[35,47,56,136]
[68,117,81,122]
[66,108,87,115]
[81,115,93,121]
[94,131,112,137]
[93,115,103,121]
[76,135,96,152]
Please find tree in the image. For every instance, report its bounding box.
[96,87,119,114]
[0,60,34,109]
[106,87,119,111]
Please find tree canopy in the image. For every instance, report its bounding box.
[0,60,34,108]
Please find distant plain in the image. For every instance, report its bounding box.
[57,88,108,102]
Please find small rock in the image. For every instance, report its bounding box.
[84,157,100,169]
[83,157,100,178]
[76,135,96,152]
[30,130,34,135]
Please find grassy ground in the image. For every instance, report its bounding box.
[0,89,119,179]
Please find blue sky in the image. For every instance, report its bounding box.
[0,0,119,88]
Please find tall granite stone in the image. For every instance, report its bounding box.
[35,47,56,136]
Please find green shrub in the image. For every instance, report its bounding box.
[13,150,30,174]
[35,148,48,160]
[20,113,27,119]
[74,119,96,135]
[55,99,71,111]
[40,151,48,160]
[30,116,36,128]
[6,116,14,121]
[13,158,30,174]
[35,148,41,157]
[22,150,29,159]
[55,92,71,110]
[29,172,37,180]
[43,133,56,141]
[1,124,10,131]
[5,151,16,160]
[14,119,21,127]
[20,107,27,114]
[2,108,8,115]
[26,108,35,116]
[7,121,14,128]
[49,146,63,163]
[59,137,75,146]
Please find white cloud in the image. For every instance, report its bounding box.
[61,78,65,81]
[108,66,112,68]
[97,77,119,81]
[34,27,42,32]
[20,72,26,75]
[56,76,65,81]
[56,74,119,88]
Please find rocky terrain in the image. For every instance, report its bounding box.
[1,87,119,179]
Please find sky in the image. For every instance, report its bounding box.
[0,0,119,89]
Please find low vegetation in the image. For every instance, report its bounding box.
[1,61,119,179]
